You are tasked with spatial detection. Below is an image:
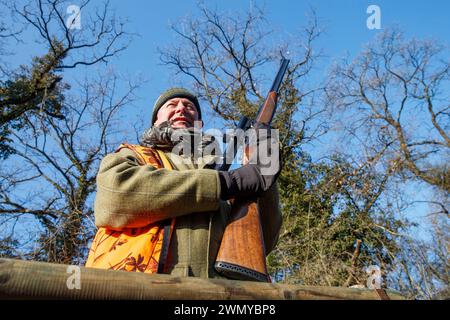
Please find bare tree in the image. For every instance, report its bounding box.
[0,0,138,264]
[1,0,131,158]
[325,28,449,298]
[13,0,129,69]
[388,214,449,299]
[326,28,449,194]
[158,5,326,145]
[0,70,139,263]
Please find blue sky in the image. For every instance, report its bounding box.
[107,0,450,110]
[9,0,450,120]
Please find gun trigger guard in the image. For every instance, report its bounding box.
[248,120,256,130]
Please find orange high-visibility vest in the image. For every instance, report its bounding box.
[85,143,175,274]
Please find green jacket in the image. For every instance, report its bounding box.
[94,146,282,278]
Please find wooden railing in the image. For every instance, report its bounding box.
[0,258,405,300]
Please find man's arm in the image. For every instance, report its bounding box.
[94,148,221,230]
[257,183,282,255]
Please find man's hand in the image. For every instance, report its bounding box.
[218,163,280,200]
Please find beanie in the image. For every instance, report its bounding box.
[151,87,202,125]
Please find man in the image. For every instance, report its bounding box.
[86,87,282,279]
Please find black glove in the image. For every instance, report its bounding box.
[218,163,280,200]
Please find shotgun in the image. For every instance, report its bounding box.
[214,58,290,282]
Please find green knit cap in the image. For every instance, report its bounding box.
[151,87,202,125]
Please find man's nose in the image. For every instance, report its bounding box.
[175,101,188,113]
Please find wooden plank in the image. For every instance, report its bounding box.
[0,258,405,300]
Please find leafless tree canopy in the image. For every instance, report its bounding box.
[327,29,449,193]
[0,0,139,264]
[324,28,449,298]
[160,6,322,124]
[1,0,132,152]
[1,71,138,263]
[13,0,130,68]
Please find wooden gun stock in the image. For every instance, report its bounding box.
[215,199,269,282]
[215,59,289,282]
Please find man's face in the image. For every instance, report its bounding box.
[154,97,200,129]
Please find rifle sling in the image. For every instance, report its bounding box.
[155,149,175,274]
[157,221,172,273]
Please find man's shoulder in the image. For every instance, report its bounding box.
[115,143,160,155]
[115,143,165,168]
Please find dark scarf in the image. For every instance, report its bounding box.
[141,121,221,167]
[141,121,176,150]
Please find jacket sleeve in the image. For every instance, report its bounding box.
[94,148,221,230]
[257,183,282,255]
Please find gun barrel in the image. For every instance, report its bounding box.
[269,58,290,93]
[217,58,290,172]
